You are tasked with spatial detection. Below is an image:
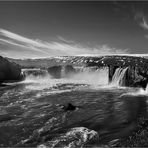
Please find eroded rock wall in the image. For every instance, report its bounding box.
[0,56,23,83]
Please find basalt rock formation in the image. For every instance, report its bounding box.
[0,56,24,84]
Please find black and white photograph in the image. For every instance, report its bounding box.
[1,0,148,147]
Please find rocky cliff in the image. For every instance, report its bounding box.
[0,56,23,84]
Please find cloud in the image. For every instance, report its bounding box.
[139,17,148,30]
[113,2,148,31]
[0,28,129,58]
[134,12,148,39]
[0,38,31,49]
[57,36,75,44]
[145,34,148,39]
[134,10,148,30]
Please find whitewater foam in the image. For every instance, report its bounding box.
[21,67,109,91]
[37,127,99,148]
[119,85,148,97]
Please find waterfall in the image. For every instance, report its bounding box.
[22,68,49,78]
[61,66,66,78]
[74,66,98,73]
[144,83,148,94]
[111,67,128,87]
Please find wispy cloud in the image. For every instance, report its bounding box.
[113,2,148,31]
[134,11,148,40]
[0,28,129,58]
[139,17,148,30]
[134,12,148,30]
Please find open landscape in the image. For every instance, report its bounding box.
[0,1,148,147]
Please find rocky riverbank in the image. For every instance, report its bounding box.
[0,56,24,84]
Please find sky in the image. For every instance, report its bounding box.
[0,1,148,59]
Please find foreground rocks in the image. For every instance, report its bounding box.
[37,127,99,148]
[0,56,23,84]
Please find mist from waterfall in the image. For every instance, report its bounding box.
[69,67,109,86]
[21,66,132,91]
[21,67,109,91]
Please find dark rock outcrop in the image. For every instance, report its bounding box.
[47,65,62,78]
[86,56,148,88]
[62,103,77,111]
[0,56,23,84]
[65,65,76,76]
[47,65,75,78]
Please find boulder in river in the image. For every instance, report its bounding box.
[62,103,77,111]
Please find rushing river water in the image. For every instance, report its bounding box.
[0,68,148,147]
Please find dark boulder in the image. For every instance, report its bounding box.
[131,69,148,89]
[62,103,77,111]
[0,56,23,84]
[47,65,75,79]
[47,65,62,78]
[65,65,76,76]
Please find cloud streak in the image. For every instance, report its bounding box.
[134,11,148,39]
[0,28,129,58]
[140,17,148,30]
[113,2,148,31]
[134,12,148,30]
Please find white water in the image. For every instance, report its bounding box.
[110,67,128,87]
[136,84,148,95]
[37,127,98,148]
[22,67,109,91]
[20,67,148,97]
[69,67,109,86]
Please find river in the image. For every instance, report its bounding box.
[0,68,148,147]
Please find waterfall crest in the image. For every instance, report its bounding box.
[22,66,129,88]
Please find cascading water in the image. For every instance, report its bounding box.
[61,66,66,78]
[111,67,128,87]
[21,66,109,91]
[22,68,49,78]
[137,83,148,95]
[145,84,148,93]
[22,66,130,89]
[74,66,98,73]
